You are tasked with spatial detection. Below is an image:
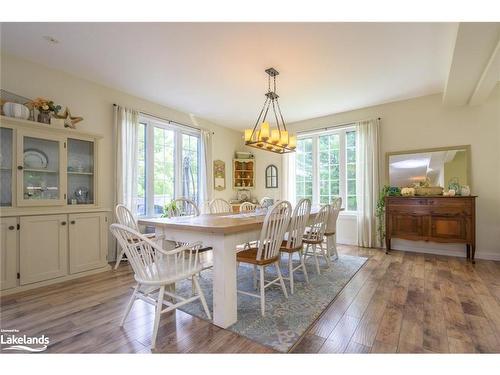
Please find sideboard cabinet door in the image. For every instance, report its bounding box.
[0,217,18,290]
[430,215,468,242]
[19,215,68,285]
[69,212,108,274]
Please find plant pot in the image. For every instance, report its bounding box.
[37,111,51,124]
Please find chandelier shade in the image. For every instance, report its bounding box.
[244,68,296,154]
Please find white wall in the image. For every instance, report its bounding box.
[288,87,500,260]
[1,53,243,258]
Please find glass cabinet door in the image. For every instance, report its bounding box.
[67,138,94,205]
[0,127,14,207]
[17,132,66,206]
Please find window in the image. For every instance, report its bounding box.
[294,127,357,212]
[295,138,313,202]
[135,116,200,216]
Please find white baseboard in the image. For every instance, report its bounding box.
[391,239,500,261]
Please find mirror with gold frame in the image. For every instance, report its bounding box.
[386,145,471,191]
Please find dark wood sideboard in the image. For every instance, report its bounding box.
[385,196,477,262]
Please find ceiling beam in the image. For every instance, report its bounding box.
[443,22,500,106]
[469,38,500,105]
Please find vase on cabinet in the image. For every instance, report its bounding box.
[37,110,51,124]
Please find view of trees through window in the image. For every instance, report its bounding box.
[135,118,200,216]
[294,127,357,211]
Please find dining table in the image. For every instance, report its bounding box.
[138,207,326,328]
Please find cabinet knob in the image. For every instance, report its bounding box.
[61,221,67,226]
[17,165,24,170]
[70,220,76,224]
[8,225,15,230]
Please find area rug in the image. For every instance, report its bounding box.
[176,254,367,352]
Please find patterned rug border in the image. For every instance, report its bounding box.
[177,254,369,353]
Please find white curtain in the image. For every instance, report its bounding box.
[356,118,381,248]
[199,129,213,213]
[113,105,139,215]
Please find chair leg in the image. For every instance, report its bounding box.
[120,283,139,326]
[288,252,294,294]
[193,276,211,320]
[151,285,165,350]
[259,266,266,317]
[114,248,125,270]
[253,265,258,290]
[275,262,289,299]
[332,234,339,260]
[320,242,331,267]
[313,244,321,275]
[300,249,309,283]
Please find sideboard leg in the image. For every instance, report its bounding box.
[466,244,470,260]
[385,237,391,254]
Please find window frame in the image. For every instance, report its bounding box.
[137,115,201,217]
[295,125,357,213]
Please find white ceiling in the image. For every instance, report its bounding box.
[1,23,458,129]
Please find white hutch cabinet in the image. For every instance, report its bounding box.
[0,116,110,294]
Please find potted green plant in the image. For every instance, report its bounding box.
[162,200,178,218]
[376,185,401,247]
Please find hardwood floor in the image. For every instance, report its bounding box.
[1,245,500,353]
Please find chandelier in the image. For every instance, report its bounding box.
[244,68,296,154]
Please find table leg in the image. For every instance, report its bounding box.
[211,233,238,328]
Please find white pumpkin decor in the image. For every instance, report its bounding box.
[2,102,30,120]
[401,187,415,196]
[460,185,471,196]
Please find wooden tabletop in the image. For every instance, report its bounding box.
[138,207,322,234]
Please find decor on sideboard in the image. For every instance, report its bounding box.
[30,97,62,124]
[460,185,471,196]
[213,160,226,191]
[243,67,296,154]
[53,107,84,129]
[443,189,456,196]
[447,177,461,194]
[400,187,415,196]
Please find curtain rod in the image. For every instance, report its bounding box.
[113,103,214,134]
[296,117,381,134]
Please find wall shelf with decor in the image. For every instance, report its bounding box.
[0,115,110,295]
[233,158,255,189]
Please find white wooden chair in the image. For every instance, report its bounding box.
[209,198,231,214]
[169,198,200,217]
[114,204,163,270]
[259,196,274,209]
[236,201,291,316]
[240,202,256,212]
[168,198,212,276]
[110,223,211,350]
[303,205,330,275]
[279,198,311,294]
[325,197,342,260]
